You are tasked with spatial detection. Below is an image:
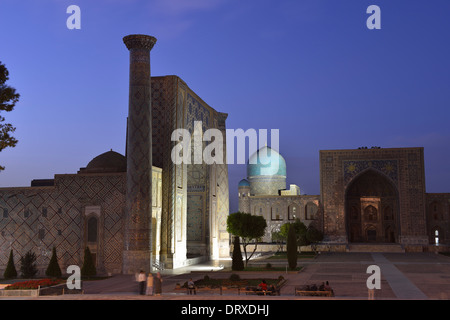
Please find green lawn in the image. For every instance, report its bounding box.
[267,252,316,259]
[242,266,302,272]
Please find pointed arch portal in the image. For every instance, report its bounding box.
[345,169,399,243]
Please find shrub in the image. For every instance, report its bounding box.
[45,247,62,278]
[4,250,17,279]
[229,273,241,282]
[287,223,298,270]
[231,236,244,271]
[20,251,38,279]
[203,275,210,281]
[306,225,324,244]
[81,247,96,278]
[265,263,272,269]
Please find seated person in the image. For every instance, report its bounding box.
[324,281,333,293]
[258,280,268,291]
[268,285,277,295]
[319,282,325,291]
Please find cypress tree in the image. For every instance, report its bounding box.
[81,247,96,278]
[231,236,244,271]
[3,249,17,279]
[287,223,298,270]
[20,250,38,278]
[45,247,62,278]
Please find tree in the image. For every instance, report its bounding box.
[280,219,308,246]
[306,225,324,252]
[231,236,244,271]
[227,211,267,267]
[306,225,323,243]
[20,250,38,279]
[45,247,62,278]
[3,249,17,279]
[81,247,96,278]
[271,230,285,252]
[0,62,20,172]
[287,223,298,270]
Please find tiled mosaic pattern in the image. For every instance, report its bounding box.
[151,76,230,266]
[0,173,126,275]
[320,148,429,245]
[123,35,156,273]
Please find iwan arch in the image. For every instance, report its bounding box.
[320,147,445,250]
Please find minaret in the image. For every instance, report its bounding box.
[122,34,157,274]
[238,179,251,214]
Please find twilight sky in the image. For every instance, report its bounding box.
[1,0,449,213]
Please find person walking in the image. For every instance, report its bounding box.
[154,272,163,295]
[138,270,146,295]
[146,273,154,296]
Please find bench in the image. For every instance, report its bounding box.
[295,290,333,297]
[238,287,279,296]
[187,287,223,295]
[295,286,334,297]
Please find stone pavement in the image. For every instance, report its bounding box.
[2,252,450,300]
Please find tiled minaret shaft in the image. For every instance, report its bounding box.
[122,34,157,274]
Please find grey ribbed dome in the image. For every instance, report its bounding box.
[80,150,126,173]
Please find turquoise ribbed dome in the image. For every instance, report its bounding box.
[238,179,250,187]
[247,146,286,177]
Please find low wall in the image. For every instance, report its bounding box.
[234,243,450,255]
[233,243,347,255]
[0,289,39,297]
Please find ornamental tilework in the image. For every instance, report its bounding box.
[150,75,229,266]
[186,195,203,241]
[0,72,230,274]
[343,160,398,186]
[0,173,127,275]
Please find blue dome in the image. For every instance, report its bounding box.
[247,146,286,177]
[238,179,250,187]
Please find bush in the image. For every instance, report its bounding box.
[81,247,96,278]
[4,250,17,279]
[203,275,210,281]
[45,247,62,278]
[265,263,272,269]
[287,224,298,270]
[229,273,241,282]
[306,225,324,244]
[20,251,38,279]
[231,236,244,271]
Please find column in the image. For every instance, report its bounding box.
[122,34,157,274]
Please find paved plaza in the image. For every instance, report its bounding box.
[2,252,449,300]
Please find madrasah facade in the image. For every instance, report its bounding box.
[1,34,450,277]
[0,35,230,275]
[239,146,450,253]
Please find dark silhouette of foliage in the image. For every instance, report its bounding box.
[20,251,38,279]
[231,236,244,271]
[0,61,20,172]
[3,249,17,279]
[81,247,96,278]
[227,211,267,266]
[287,224,298,270]
[45,247,62,278]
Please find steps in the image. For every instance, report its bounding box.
[347,243,405,253]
